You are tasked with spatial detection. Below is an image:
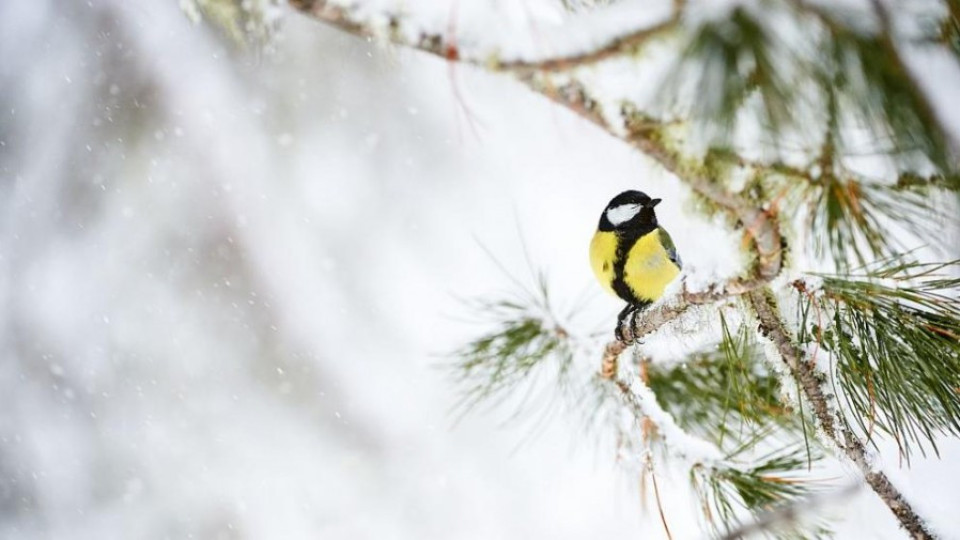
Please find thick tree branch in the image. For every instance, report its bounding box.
[748,289,935,539]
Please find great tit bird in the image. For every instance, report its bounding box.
[589,190,682,340]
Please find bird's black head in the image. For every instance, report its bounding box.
[598,190,661,232]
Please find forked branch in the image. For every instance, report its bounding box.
[287,2,933,535]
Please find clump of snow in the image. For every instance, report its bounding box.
[624,371,725,465]
[638,301,742,366]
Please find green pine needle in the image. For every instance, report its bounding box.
[645,314,828,536]
[661,6,794,145]
[691,441,827,538]
[802,259,960,459]
[646,317,799,447]
[448,267,579,420]
[804,177,947,270]
[451,311,573,413]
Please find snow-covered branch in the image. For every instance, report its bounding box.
[287,0,786,345]
[749,288,935,539]
[288,0,682,73]
[286,1,953,536]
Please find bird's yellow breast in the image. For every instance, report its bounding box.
[589,229,680,304]
[622,231,680,303]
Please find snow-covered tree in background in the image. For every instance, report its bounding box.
[204,0,959,537]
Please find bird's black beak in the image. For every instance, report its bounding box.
[647,198,662,208]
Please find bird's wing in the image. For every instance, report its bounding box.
[658,227,682,269]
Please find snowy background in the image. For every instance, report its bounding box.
[1,1,959,538]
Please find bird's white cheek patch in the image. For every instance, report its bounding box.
[606,204,641,226]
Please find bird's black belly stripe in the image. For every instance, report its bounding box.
[611,226,655,308]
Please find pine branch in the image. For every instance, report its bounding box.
[800,176,946,269]
[598,316,830,536]
[287,0,683,73]
[800,261,960,458]
[717,483,858,540]
[448,272,578,418]
[659,5,795,145]
[610,362,826,536]
[790,0,959,167]
[692,443,827,539]
[288,4,787,349]
[285,2,952,536]
[749,288,935,539]
[451,311,574,413]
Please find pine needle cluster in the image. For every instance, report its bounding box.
[797,259,960,460]
[646,316,827,536]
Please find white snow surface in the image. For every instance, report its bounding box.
[624,373,725,465]
[0,1,958,539]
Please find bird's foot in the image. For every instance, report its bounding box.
[615,304,636,343]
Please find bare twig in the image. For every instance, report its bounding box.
[646,455,675,540]
[287,0,682,73]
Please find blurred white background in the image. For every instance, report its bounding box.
[2,1,959,539]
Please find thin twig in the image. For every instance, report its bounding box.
[287,0,682,74]
[647,455,675,540]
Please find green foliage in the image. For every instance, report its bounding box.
[647,316,798,446]
[942,0,960,61]
[645,315,827,536]
[661,6,793,143]
[692,443,827,539]
[800,177,946,270]
[659,1,957,176]
[800,259,960,459]
[823,21,952,171]
[449,272,576,416]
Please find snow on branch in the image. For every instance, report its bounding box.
[288,0,682,73]
[286,1,950,536]
[287,0,787,343]
[749,288,936,539]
